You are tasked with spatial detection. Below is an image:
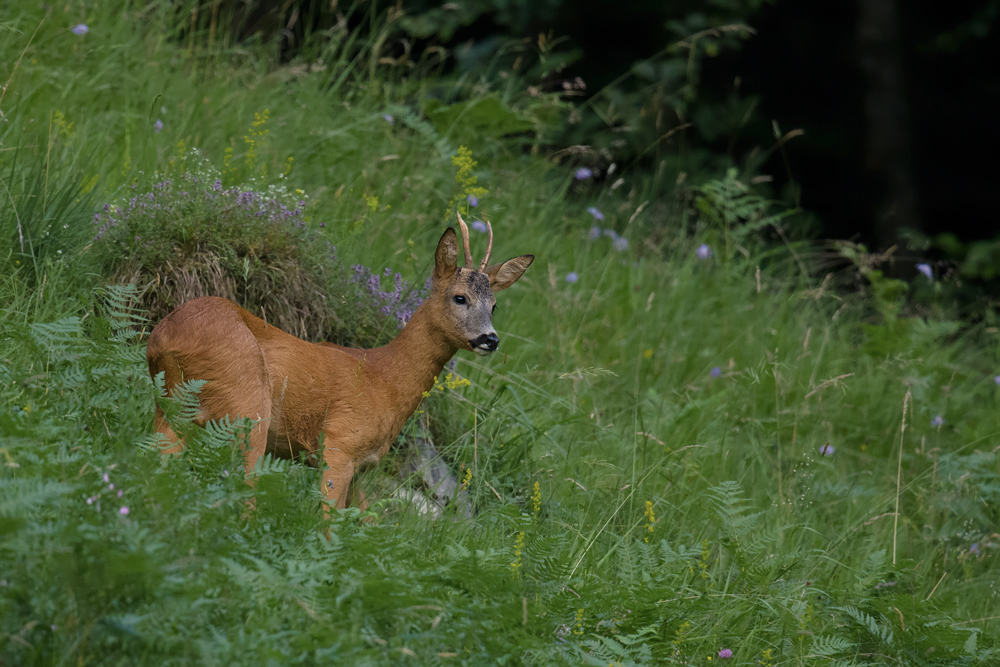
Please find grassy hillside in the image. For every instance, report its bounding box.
[2,4,999,665]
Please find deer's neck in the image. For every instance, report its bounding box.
[370,301,456,416]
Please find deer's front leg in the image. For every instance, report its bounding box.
[351,483,370,512]
[241,410,272,486]
[321,445,356,511]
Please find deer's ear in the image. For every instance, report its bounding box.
[434,228,459,281]
[486,254,534,292]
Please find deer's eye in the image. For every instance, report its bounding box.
[453,295,467,305]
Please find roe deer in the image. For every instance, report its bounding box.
[146,215,533,510]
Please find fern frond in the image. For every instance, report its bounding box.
[809,634,856,657]
[0,478,75,518]
[838,605,894,645]
[98,284,148,344]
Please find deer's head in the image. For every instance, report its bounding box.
[430,214,533,356]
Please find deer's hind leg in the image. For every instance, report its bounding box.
[153,405,183,454]
[150,355,187,455]
[194,343,273,482]
[148,311,272,478]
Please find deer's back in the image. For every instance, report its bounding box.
[147,296,381,455]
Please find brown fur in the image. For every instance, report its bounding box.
[146,227,533,510]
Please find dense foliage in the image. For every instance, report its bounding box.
[2,2,1000,665]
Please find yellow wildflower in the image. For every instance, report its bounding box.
[672,620,690,646]
[81,174,99,194]
[450,146,488,210]
[443,373,470,390]
[643,500,656,543]
[52,111,74,138]
[698,539,711,579]
[244,109,270,173]
[510,531,525,576]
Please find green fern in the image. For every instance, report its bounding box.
[694,168,798,248]
[0,478,75,518]
[809,634,856,657]
[854,549,890,593]
[838,605,894,646]
[97,284,147,344]
[580,625,657,666]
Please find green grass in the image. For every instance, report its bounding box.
[2,3,1000,665]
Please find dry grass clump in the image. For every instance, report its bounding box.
[113,249,343,342]
[87,158,419,347]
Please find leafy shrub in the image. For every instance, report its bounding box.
[90,152,425,347]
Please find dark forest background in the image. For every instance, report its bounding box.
[210,0,999,271]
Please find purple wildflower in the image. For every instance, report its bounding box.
[382,114,394,125]
[117,489,123,498]
[613,236,629,252]
[710,366,722,379]
[916,263,933,280]
[119,506,130,516]
[153,119,164,133]
[589,226,601,240]
[994,375,1000,385]
[696,243,713,260]
[72,24,89,36]
[471,220,488,233]
[587,206,604,221]
[574,167,593,180]
[971,543,981,557]
[102,473,109,483]
[718,649,732,659]
[467,195,479,207]
[932,415,945,427]
[819,443,835,456]
[351,263,429,329]
[565,272,579,284]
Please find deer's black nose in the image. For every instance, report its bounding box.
[472,333,499,352]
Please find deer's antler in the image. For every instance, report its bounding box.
[479,221,493,271]
[455,211,474,268]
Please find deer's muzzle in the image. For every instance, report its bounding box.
[471,332,499,355]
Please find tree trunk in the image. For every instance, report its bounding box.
[858,0,921,257]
